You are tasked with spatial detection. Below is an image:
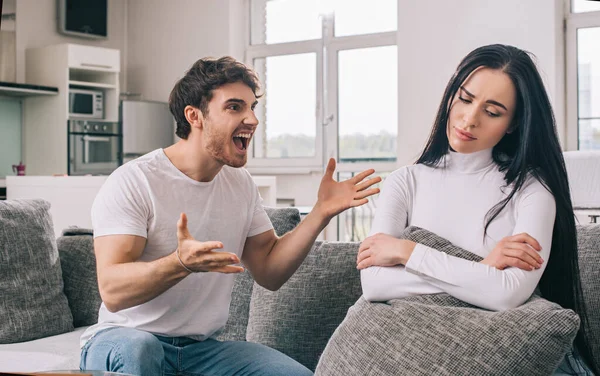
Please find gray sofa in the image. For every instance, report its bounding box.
[0,199,598,375]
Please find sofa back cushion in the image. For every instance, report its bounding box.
[55,207,301,337]
[216,207,301,342]
[57,227,100,327]
[0,199,74,343]
[576,224,600,368]
[246,241,362,371]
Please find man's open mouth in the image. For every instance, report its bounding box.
[233,133,252,151]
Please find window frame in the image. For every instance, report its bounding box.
[243,0,398,174]
[565,1,600,150]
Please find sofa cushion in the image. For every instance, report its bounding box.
[57,227,101,327]
[216,207,302,342]
[0,326,87,372]
[246,241,362,371]
[315,227,580,376]
[576,224,600,368]
[0,199,74,343]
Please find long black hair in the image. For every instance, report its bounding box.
[416,44,598,374]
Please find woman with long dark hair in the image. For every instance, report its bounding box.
[357,44,598,375]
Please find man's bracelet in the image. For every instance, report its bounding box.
[175,248,197,273]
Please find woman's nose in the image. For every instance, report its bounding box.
[462,106,479,128]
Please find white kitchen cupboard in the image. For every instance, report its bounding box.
[23,44,120,175]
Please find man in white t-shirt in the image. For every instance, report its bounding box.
[79,56,381,376]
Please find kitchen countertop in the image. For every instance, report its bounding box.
[0,179,6,188]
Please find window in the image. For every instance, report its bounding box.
[337,171,389,242]
[246,0,398,172]
[566,0,600,150]
[571,0,600,13]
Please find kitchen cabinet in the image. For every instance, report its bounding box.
[22,44,120,175]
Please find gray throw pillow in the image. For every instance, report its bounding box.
[216,207,301,342]
[246,241,362,371]
[576,224,600,368]
[57,227,101,327]
[315,227,580,376]
[0,199,74,343]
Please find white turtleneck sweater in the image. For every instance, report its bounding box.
[360,148,556,311]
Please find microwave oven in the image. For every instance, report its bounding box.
[69,88,104,119]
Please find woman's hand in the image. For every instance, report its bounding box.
[357,233,416,270]
[481,232,543,271]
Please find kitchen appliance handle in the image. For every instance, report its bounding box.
[82,135,111,142]
[81,62,113,70]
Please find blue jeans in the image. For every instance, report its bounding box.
[80,327,313,376]
[553,347,595,376]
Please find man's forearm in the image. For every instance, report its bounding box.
[259,207,330,290]
[99,252,190,312]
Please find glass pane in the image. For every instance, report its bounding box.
[577,27,600,150]
[335,0,397,37]
[578,119,600,150]
[253,54,317,158]
[250,0,322,45]
[572,0,600,13]
[337,172,388,242]
[338,46,397,162]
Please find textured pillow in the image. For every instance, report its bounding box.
[215,207,301,342]
[316,295,578,376]
[315,226,580,376]
[0,199,74,343]
[246,241,362,370]
[576,224,600,368]
[57,227,100,327]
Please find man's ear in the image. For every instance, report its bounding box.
[184,105,203,130]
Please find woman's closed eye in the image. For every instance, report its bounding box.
[459,96,501,117]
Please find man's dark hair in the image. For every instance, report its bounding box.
[169,56,261,139]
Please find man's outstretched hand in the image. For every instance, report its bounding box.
[314,158,382,220]
[176,213,244,274]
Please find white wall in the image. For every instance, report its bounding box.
[396,0,566,165]
[126,0,236,102]
[14,0,127,88]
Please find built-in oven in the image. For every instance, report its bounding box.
[68,120,122,175]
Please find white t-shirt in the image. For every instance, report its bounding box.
[81,149,273,346]
[361,148,556,311]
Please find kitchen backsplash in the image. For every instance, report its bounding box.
[0,98,22,177]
